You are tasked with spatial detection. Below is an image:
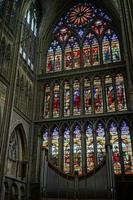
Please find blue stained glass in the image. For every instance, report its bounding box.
[120,121,129,135]
[96,123,105,137]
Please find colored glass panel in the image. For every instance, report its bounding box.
[64,81,70,116]
[83,33,100,66]
[64,126,71,173]
[116,74,127,111]
[96,123,105,164]
[51,127,59,167]
[73,80,81,115]
[43,84,51,118]
[111,33,121,62]
[120,121,133,174]
[92,19,107,35]
[64,43,73,70]
[67,3,92,27]
[46,47,54,72]
[102,35,111,63]
[105,75,115,112]
[42,128,49,149]
[84,79,92,114]
[55,25,71,42]
[86,123,94,171]
[53,83,60,117]
[109,122,121,174]
[93,78,103,113]
[73,124,82,175]
[55,46,62,71]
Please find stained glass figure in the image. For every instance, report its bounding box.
[42,127,49,149]
[64,36,80,70]
[67,3,92,27]
[84,79,92,114]
[53,83,60,117]
[47,40,62,72]
[92,19,107,35]
[109,121,121,174]
[73,124,82,175]
[93,78,103,113]
[83,33,100,67]
[102,34,111,63]
[51,126,59,166]
[86,123,94,171]
[105,75,115,112]
[120,121,133,174]
[73,80,81,115]
[111,33,121,62]
[64,81,70,116]
[96,122,105,164]
[55,25,71,42]
[43,84,51,118]
[116,74,127,111]
[46,47,54,72]
[64,126,71,173]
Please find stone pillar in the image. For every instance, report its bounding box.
[118,0,133,110]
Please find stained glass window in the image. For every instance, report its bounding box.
[51,126,59,167]
[111,33,121,62]
[73,80,81,115]
[92,19,107,35]
[120,121,133,174]
[96,122,105,164]
[73,124,82,175]
[83,33,100,67]
[84,78,92,114]
[105,75,115,112]
[64,126,71,173]
[64,36,80,70]
[43,84,51,118]
[42,127,49,149]
[47,40,62,72]
[116,74,127,111]
[93,77,103,113]
[55,25,71,43]
[64,81,70,117]
[86,123,94,171]
[102,33,111,63]
[109,121,121,174]
[53,83,60,117]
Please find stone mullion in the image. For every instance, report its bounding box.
[81,128,87,175]
[70,80,73,116]
[80,77,84,115]
[80,46,84,68]
[99,39,103,65]
[91,77,95,114]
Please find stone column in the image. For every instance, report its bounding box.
[118,0,133,110]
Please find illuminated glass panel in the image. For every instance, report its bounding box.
[42,127,49,149]
[67,3,92,27]
[51,126,59,167]
[93,77,103,113]
[83,33,100,66]
[111,33,121,62]
[96,122,105,164]
[53,83,60,117]
[73,124,82,175]
[86,123,95,171]
[120,121,133,174]
[109,121,121,174]
[64,81,70,117]
[84,78,92,114]
[73,80,81,115]
[64,126,71,173]
[43,84,51,118]
[47,47,54,72]
[105,75,115,112]
[47,40,62,72]
[102,34,111,63]
[55,25,71,42]
[116,74,127,111]
[92,19,107,35]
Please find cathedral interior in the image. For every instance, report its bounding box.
[0,0,133,200]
